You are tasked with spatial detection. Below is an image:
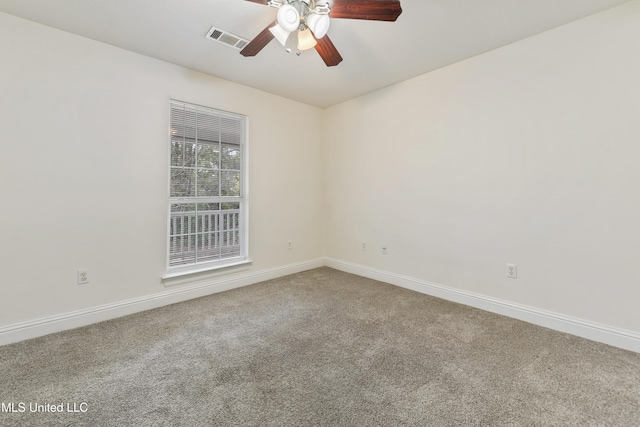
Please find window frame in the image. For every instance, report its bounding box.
[165,99,249,277]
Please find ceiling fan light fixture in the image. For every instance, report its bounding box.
[269,23,291,46]
[277,4,300,32]
[242,0,402,67]
[297,28,317,51]
[306,13,330,39]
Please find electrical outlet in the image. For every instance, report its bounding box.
[78,269,89,285]
[382,245,388,255]
[288,240,292,250]
[506,264,517,279]
[361,241,366,251]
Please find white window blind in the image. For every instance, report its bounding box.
[168,100,247,270]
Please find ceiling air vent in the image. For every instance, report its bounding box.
[205,26,249,50]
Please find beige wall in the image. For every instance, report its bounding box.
[0,12,324,326]
[323,1,640,333]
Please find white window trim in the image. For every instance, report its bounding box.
[161,259,253,287]
[165,100,250,278]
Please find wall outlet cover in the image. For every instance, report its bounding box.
[78,269,90,285]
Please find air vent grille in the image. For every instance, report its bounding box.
[205,26,249,51]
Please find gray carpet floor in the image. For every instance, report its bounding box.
[1,267,639,426]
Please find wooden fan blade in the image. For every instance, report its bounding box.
[245,0,269,4]
[315,35,343,67]
[240,21,277,57]
[330,0,402,22]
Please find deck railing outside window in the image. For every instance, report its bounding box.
[169,207,241,266]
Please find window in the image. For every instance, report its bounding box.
[167,100,248,272]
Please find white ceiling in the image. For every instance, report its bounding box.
[0,0,630,108]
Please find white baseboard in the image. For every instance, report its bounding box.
[325,258,640,354]
[0,258,325,346]
[3,257,639,354]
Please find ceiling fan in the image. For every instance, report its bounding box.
[241,0,402,67]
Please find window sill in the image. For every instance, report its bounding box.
[162,259,252,287]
